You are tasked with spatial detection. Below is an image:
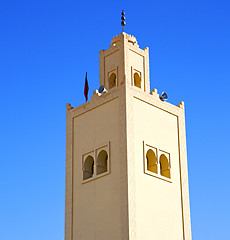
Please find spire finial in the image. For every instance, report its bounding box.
[121,10,126,32]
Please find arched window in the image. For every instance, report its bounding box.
[146,149,157,174]
[97,150,108,175]
[109,73,116,89]
[134,72,141,88]
[159,154,170,179]
[83,155,94,180]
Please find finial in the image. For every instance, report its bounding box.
[121,10,126,32]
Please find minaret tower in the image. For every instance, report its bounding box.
[65,15,192,240]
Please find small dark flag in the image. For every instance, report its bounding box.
[84,72,89,102]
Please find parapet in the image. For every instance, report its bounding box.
[111,32,139,47]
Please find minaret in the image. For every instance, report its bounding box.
[65,16,192,240]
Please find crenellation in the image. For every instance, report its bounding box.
[66,103,74,111]
[150,88,158,94]
[91,90,101,101]
[178,101,185,110]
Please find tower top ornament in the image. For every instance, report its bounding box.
[121,10,126,32]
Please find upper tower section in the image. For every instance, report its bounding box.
[99,32,150,93]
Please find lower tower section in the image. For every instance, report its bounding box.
[126,86,191,240]
[65,86,130,240]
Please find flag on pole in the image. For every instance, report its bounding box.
[84,72,89,102]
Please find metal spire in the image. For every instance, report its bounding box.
[121,10,126,32]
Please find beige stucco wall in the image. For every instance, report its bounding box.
[131,97,183,240]
[72,97,127,239]
[104,50,121,88]
[66,85,130,240]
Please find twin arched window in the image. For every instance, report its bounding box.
[145,147,171,179]
[83,149,108,180]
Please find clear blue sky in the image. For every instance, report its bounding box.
[0,0,229,239]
